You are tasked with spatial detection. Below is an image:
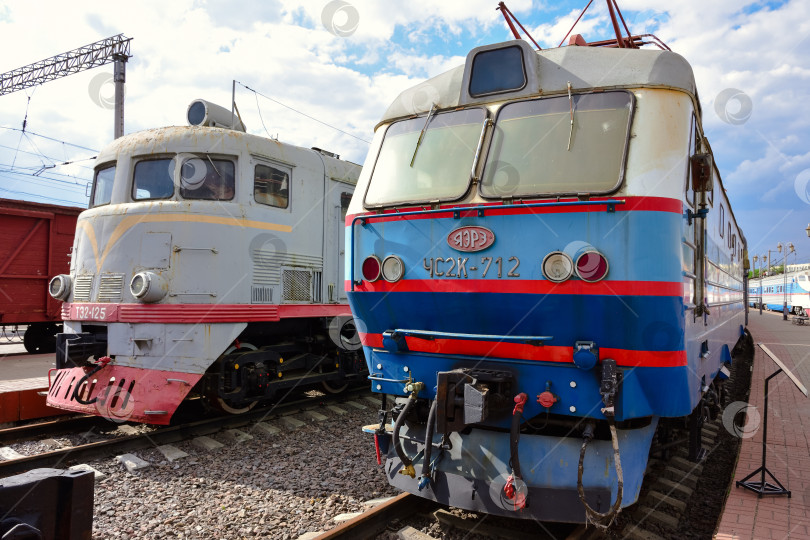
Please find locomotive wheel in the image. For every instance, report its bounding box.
[319,364,348,394]
[213,342,259,415]
[23,323,58,354]
[321,379,349,394]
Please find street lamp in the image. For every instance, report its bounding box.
[753,254,763,314]
[806,223,810,238]
[777,242,795,319]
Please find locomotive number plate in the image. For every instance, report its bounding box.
[423,256,520,278]
[69,304,119,321]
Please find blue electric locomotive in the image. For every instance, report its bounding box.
[345,34,748,523]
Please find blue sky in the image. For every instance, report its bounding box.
[0,0,808,264]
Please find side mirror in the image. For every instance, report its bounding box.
[691,153,713,193]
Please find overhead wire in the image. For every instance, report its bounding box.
[235,81,371,144]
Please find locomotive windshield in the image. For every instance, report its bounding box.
[364,108,486,206]
[133,159,175,200]
[91,164,116,207]
[481,91,633,197]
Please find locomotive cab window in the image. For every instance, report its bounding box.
[180,158,235,201]
[481,91,633,197]
[365,108,487,207]
[133,159,175,200]
[254,164,289,208]
[469,46,527,97]
[91,164,116,207]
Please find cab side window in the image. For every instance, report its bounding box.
[180,158,235,201]
[254,164,289,208]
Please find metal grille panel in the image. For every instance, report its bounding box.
[283,270,312,302]
[73,275,93,302]
[251,286,273,304]
[97,274,124,302]
[252,251,322,285]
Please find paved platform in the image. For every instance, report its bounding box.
[716,310,810,539]
[0,351,64,423]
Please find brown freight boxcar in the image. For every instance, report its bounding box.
[0,198,82,353]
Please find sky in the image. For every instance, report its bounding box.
[0,0,808,266]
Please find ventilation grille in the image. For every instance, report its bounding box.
[251,286,273,304]
[253,251,322,285]
[283,270,312,302]
[97,274,124,302]
[313,271,322,303]
[73,275,93,302]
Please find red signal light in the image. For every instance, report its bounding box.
[362,255,382,282]
[575,251,609,282]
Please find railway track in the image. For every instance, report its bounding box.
[0,388,376,477]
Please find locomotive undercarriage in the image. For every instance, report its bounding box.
[50,317,365,422]
[367,346,741,524]
[206,320,366,412]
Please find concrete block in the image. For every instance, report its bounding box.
[304,410,328,422]
[191,436,224,451]
[0,447,25,460]
[326,405,347,416]
[345,400,367,410]
[333,512,363,522]
[279,416,305,430]
[69,463,106,480]
[398,526,439,540]
[116,453,150,472]
[157,444,189,461]
[253,422,280,436]
[221,429,253,444]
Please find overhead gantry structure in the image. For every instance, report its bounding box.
[0,34,132,139]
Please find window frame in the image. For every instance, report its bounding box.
[362,107,489,209]
[253,162,291,209]
[90,162,116,208]
[132,157,177,202]
[478,90,635,200]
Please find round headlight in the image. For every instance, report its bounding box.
[381,255,405,283]
[48,274,71,300]
[130,271,168,303]
[541,252,573,283]
[361,255,381,282]
[575,251,609,282]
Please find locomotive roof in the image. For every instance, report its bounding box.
[95,125,360,185]
[381,41,697,125]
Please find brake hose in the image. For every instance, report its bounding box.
[72,356,111,405]
[418,399,438,490]
[577,419,624,528]
[393,392,418,478]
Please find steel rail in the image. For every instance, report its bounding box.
[0,388,374,477]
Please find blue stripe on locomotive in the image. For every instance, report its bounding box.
[349,208,685,283]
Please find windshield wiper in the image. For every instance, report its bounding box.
[410,103,438,167]
[567,81,574,151]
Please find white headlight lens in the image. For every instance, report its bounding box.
[130,272,167,303]
[48,274,71,300]
[381,255,405,282]
[130,274,148,298]
[541,252,573,283]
